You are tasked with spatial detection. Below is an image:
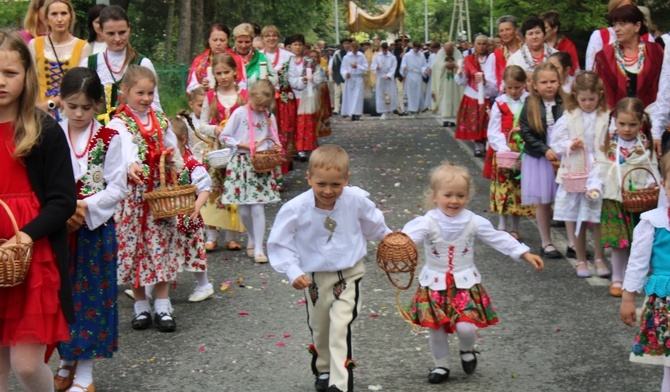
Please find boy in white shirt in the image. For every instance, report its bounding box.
[268,145,391,392]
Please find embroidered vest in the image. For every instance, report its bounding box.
[34,37,87,101]
[86,51,146,114]
[115,109,168,167]
[205,89,247,125]
[76,126,118,199]
[645,228,670,297]
[178,150,205,186]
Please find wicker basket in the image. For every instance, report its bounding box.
[376,232,419,290]
[0,199,33,288]
[251,137,283,174]
[621,167,660,213]
[561,148,588,193]
[207,147,234,170]
[143,151,197,219]
[496,131,521,170]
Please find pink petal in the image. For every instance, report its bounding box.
[283,334,291,338]
[198,345,206,352]
[238,311,249,316]
[275,342,286,347]
[267,334,275,338]
[297,299,307,305]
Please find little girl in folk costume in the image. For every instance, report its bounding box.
[185,87,206,159]
[549,71,610,279]
[219,79,281,263]
[287,34,323,161]
[590,97,660,297]
[172,114,213,302]
[109,65,182,333]
[402,163,543,384]
[621,154,670,390]
[197,53,247,252]
[55,67,127,392]
[519,62,565,259]
[454,35,496,157]
[485,65,534,240]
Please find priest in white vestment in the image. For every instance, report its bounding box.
[431,42,464,127]
[371,42,398,119]
[340,40,368,121]
[400,41,427,115]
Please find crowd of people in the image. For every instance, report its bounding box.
[3,0,670,391]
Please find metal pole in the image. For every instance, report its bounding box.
[425,0,429,42]
[96,0,109,4]
[490,0,493,36]
[335,0,340,43]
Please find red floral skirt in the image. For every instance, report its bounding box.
[407,282,498,333]
[296,113,318,152]
[455,96,489,141]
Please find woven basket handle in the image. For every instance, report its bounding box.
[621,166,658,192]
[252,137,277,156]
[158,151,167,189]
[0,199,22,244]
[565,146,588,175]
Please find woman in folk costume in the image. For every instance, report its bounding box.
[584,0,654,71]
[371,42,398,120]
[400,40,427,116]
[186,23,245,95]
[483,15,523,95]
[80,5,161,122]
[506,17,557,76]
[261,25,294,173]
[29,0,91,119]
[340,40,368,121]
[454,35,497,157]
[288,34,323,162]
[593,5,662,111]
[231,23,277,91]
[431,42,464,127]
[197,53,247,252]
[540,10,580,76]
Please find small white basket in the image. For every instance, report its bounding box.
[207,147,235,169]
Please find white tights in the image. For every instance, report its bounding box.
[611,247,630,286]
[0,344,54,392]
[428,322,478,369]
[497,215,520,232]
[238,204,266,255]
[663,366,670,392]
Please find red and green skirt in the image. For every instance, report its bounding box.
[407,282,498,333]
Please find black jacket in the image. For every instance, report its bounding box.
[331,49,346,84]
[23,112,77,324]
[520,96,564,159]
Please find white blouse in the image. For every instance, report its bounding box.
[267,186,391,284]
[487,92,529,152]
[189,165,212,194]
[454,55,497,99]
[652,45,670,140]
[288,57,326,100]
[79,48,162,111]
[263,48,293,71]
[218,106,278,154]
[198,91,240,137]
[59,119,128,229]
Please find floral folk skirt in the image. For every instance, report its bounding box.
[221,154,280,205]
[600,199,638,249]
[490,166,535,217]
[630,294,670,366]
[408,283,499,333]
[455,96,488,141]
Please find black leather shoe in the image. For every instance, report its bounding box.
[474,149,485,157]
[131,311,152,330]
[315,373,329,392]
[460,350,479,375]
[541,244,562,259]
[297,151,309,162]
[154,312,176,332]
[427,367,450,384]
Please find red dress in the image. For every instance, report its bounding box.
[0,122,70,346]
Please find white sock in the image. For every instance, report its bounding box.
[611,248,629,285]
[71,359,93,388]
[250,204,266,255]
[456,322,478,362]
[144,284,154,299]
[497,215,506,231]
[206,228,218,242]
[662,366,670,392]
[224,230,239,242]
[134,300,151,318]
[193,271,209,288]
[154,298,173,316]
[57,359,76,377]
[238,205,254,247]
[429,328,450,369]
[510,215,520,232]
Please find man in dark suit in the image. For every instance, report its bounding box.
[330,38,352,115]
[393,35,409,116]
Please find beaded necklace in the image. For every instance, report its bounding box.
[68,120,95,159]
[614,42,645,75]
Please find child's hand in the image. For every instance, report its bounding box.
[570,138,584,150]
[292,275,311,290]
[214,126,224,136]
[620,292,637,327]
[511,126,520,133]
[545,148,558,162]
[128,162,145,185]
[522,252,544,270]
[587,189,600,199]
